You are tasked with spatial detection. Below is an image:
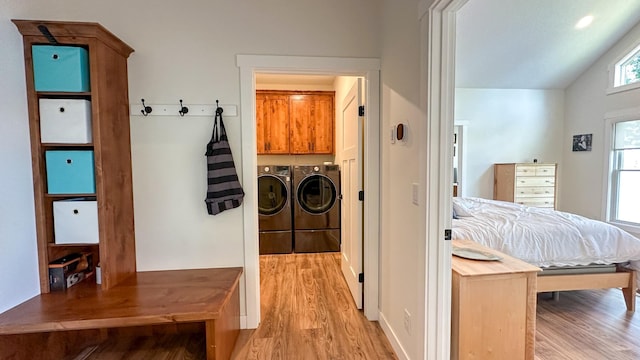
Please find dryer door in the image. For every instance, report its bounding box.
[296,174,337,214]
[258,175,289,216]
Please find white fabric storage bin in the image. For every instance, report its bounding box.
[53,199,99,244]
[39,99,92,143]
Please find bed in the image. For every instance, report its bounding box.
[451,197,640,311]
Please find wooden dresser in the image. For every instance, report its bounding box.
[451,239,540,360]
[494,163,557,209]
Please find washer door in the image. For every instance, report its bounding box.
[258,175,288,216]
[297,174,337,214]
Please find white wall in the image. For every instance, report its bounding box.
[562,20,640,222]
[380,0,427,358]
[0,14,40,314]
[0,0,381,315]
[454,88,565,199]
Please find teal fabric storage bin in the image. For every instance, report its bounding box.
[46,150,95,194]
[32,45,90,92]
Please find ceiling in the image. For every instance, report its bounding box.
[456,0,640,89]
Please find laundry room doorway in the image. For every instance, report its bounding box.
[237,55,380,328]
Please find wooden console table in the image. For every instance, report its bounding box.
[0,267,243,360]
[451,239,540,360]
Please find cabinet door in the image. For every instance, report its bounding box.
[290,94,334,154]
[290,95,313,154]
[310,94,334,154]
[256,93,289,154]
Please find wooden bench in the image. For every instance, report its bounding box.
[0,267,243,360]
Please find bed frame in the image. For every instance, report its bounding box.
[537,265,637,312]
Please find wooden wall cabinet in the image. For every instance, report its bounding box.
[494,163,557,209]
[13,20,136,292]
[256,90,334,155]
[451,240,539,360]
[256,93,290,154]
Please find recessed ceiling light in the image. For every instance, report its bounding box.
[575,15,594,29]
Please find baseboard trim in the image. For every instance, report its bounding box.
[379,311,410,360]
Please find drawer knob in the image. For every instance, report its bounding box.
[59,107,65,113]
[52,53,59,60]
[66,159,72,164]
[73,209,79,215]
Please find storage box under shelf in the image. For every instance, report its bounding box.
[53,199,98,245]
[39,99,92,143]
[45,150,96,194]
[32,45,90,92]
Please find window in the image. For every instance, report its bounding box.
[615,46,640,87]
[610,119,640,225]
[608,42,640,93]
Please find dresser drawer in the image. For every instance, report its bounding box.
[515,164,556,177]
[535,165,555,176]
[515,197,555,208]
[514,186,555,198]
[515,176,555,187]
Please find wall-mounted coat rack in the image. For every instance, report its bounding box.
[130,101,237,117]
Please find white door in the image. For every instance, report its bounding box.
[341,79,364,309]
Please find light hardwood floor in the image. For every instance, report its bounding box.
[75,254,640,359]
[231,253,398,360]
[535,289,640,360]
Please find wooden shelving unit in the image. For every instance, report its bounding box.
[13,19,136,292]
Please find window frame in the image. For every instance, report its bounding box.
[607,41,640,95]
[602,107,640,233]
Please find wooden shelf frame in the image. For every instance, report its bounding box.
[13,19,136,293]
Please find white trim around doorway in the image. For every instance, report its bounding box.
[236,55,381,328]
[420,0,468,358]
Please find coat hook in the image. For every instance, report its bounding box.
[140,99,152,116]
[179,99,189,117]
[215,99,223,115]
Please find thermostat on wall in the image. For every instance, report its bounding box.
[396,123,408,142]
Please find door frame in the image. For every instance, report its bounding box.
[237,55,381,328]
[419,0,467,358]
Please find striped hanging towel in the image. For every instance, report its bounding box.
[204,108,244,215]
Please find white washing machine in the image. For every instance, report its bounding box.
[257,165,292,254]
[292,165,340,253]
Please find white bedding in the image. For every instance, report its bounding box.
[452,198,640,277]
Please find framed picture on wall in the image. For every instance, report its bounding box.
[572,134,592,152]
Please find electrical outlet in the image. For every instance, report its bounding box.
[404,308,412,335]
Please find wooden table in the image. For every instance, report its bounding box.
[451,239,540,360]
[0,267,243,360]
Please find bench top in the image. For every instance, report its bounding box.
[0,267,243,335]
